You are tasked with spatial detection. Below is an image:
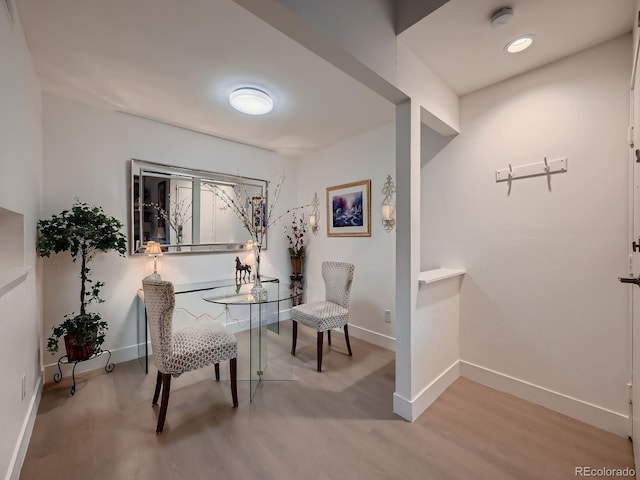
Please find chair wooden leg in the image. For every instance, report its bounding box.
[156,373,171,434]
[328,329,332,346]
[214,363,220,381]
[152,370,162,405]
[291,320,298,355]
[230,358,238,407]
[317,331,324,372]
[344,324,352,357]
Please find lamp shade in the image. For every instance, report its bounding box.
[145,242,163,256]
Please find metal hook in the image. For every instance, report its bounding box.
[508,163,513,177]
[544,156,550,173]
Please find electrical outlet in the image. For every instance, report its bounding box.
[21,374,26,401]
[384,309,391,323]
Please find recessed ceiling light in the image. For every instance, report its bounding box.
[229,87,273,115]
[505,35,534,53]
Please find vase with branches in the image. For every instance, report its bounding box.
[205,173,306,299]
[283,212,307,276]
[145,194,193,248]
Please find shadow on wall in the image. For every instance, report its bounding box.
[421,124,456,166]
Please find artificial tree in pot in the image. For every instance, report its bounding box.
[38,201,127,361]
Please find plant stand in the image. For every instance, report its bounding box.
[53,349,115,395]
[290,274,304,307]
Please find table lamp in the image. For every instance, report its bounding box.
[145,241,163,274]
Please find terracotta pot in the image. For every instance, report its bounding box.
[64,332,97,362]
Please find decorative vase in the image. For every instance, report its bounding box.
[290,255,303,276]
[251,242,267,301]
[175,224,183,251]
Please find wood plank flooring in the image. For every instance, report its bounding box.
[21,320,634,480]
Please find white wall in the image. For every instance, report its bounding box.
[296,123,396,350]
[41,94,299,378]
[0,4,43,480]
[422,35,631,435]
[396,38,460,135]
[272,0,397,85]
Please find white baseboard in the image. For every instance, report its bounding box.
[393,360,460,422]
[348,323,396,352]
[6,374,42,480]
[460,360,630,437]
[392,391,412,421]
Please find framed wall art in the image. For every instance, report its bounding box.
[326,179,371,237]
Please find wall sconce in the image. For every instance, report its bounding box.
[309,192,320,235]
[145,241,163,274]
[381,174,396,232]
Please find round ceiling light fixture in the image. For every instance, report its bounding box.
[490,7,514,29]
[229,87,273,115]
[505,35,534,53]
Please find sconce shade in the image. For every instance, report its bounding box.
[309,214,318,228]
[382,204,395,221]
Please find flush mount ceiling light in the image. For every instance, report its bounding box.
[229,87,273,115]
[505,35,534,53]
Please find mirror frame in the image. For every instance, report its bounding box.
[129,159,268,255]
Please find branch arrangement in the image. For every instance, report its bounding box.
[203,172,309,246]
[145,195,193,240]
[283,212,308,257]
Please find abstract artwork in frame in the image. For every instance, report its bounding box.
[326,179,371,237]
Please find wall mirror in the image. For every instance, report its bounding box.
[129,159,267,254]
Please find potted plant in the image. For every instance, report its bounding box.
[38,201,127,361]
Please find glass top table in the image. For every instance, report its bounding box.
[137,277,297,400]
[203,281,298,400]
[202,281,293,305]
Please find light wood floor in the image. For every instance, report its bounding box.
[22,320,634,480]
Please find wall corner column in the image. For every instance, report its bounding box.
[393,99,421,420]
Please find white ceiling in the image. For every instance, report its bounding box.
[16,0,637,155]
[400,0,636,95]
[16,0,395,156]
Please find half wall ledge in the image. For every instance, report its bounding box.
[418,268,466,285]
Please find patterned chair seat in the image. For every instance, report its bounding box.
[166,326,238,377]
[291,301,349,332]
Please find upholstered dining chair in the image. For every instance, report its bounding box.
[142,275,238,434]
[290,261,355,372]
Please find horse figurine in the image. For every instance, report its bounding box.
[235,256,252,282]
